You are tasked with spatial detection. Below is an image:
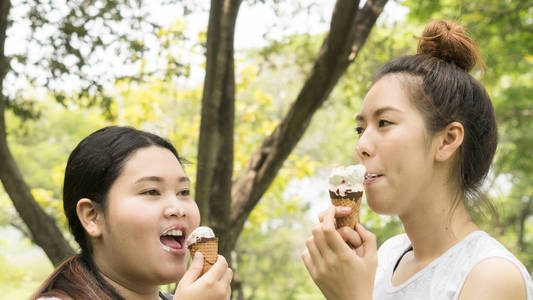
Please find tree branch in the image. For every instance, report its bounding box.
[230,0,388,238]
[0,0,75,266]
[9,221,32,241]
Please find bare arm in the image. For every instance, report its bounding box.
[458,257,526,300]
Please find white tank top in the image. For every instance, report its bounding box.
[373,230,533,300]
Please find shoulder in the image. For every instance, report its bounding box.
[458,257,527,300]
[378,233,410,254]
[377,233,410,267]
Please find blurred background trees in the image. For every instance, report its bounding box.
[0,0,531,299]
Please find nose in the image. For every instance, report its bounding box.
[355,131,373,159]
[164,206,185,218]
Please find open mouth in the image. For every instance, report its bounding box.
[160,228,185,253]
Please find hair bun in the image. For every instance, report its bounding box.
[416,20,483,73]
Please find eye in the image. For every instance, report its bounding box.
[177,189,190,197]
[141,189,160,196]
[355,126,365,136]
[378,120,393,127]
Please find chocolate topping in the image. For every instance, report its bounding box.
[329,190,363,200]
[187,237,218,249]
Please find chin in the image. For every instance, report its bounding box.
[366,195,396,215]
[158,268,186,284]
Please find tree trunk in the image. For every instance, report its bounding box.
[0,0,75,266]
[196,0,242,258]
[196,0,388,261]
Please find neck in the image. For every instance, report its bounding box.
[91,249,160,300]
[99,270,161,300]
[398,185,478,263]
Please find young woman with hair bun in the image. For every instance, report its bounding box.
[302,20,533,300]
[31,126,232,300]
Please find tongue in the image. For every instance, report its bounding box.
[160,236,182,249]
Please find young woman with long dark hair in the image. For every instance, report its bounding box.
[31,126,232,300]
[302,20,533,300]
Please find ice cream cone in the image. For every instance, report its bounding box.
[330,190,363,228]
[188,237,218,275]
[328,164,365,229]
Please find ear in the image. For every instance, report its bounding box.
[435,121,464,162]
[76,198,104,238]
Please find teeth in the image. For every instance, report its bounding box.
[162,229,183,237]
[366,174,379,178]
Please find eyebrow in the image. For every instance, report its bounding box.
[135,176,190,184]
[356,106,402,122]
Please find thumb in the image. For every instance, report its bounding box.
[355,223,377,258]
[180,252,204,285]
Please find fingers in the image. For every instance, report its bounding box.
[301,248,316,278]
[305,235,322,267]
[301,248,310,266]
[206,255,229,280]
[338,226,362,249]
[222,264,233,300]
[180,252,203,285]
[321,206,350,253]
[355,223,377,258]
[318,206,352,222]
[222,266,233,286]
[226,283,232,300]
[312,206,336,256]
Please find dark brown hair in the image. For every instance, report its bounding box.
[375,20,497,213]
[31,126,183,299]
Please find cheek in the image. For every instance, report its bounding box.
[187,202,201,228]
[107,198,156,241]
[377,137,404,170]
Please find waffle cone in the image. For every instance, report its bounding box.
[329,191,363,229]
[188,237,218,275]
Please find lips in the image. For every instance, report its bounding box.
[364,171,383,184]
[160,226,187,255]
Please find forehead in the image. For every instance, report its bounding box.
[120,146,185,181]
[358,75,416,118]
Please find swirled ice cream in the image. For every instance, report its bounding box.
[185,226,216,247]
[328,164,366,196]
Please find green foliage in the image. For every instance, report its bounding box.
[301,22,419,165]
[235,194,322,300]
[4,97,110,236]
[6,1,193,119]
[0,225,54,300]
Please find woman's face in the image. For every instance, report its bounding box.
[355,75,438,215]
[94,146,200,289]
